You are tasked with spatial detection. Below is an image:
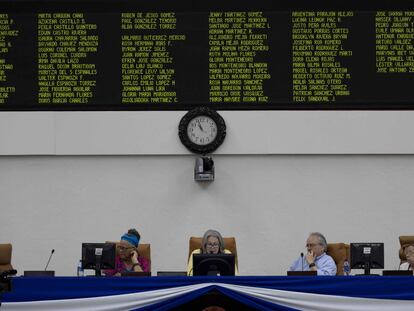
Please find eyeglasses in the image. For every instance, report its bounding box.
[117,245,134,251]
[206,243,220,248]
[306,243,321,248]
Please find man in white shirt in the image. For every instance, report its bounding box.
[289,232,337,276]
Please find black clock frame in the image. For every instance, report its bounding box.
[178,107,226,155]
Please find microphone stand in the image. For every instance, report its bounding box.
[44,249,55,271]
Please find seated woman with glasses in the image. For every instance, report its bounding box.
[187,229,238,276]
[104,228,150,276]
[400,245,414,271]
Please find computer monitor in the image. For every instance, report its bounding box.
[350,242,384,275]
[81,243,116,276]
[193,253,235,276]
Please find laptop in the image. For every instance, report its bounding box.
[382,270,413,276]
[24,270,55,277]
[120,271,151,277]
[157,271,187,276]
[287,271,317,276]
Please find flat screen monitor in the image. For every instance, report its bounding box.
[81,243,116,276]
[193,253,235,276]
[350,242,384,275]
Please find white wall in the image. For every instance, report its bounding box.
[2,111,414,155]
[0,111,414,275]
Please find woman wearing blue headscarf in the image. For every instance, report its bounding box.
[104,229,150,276]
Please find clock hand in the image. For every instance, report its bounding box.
[198,122,205,132]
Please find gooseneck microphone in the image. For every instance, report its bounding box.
[300,253,304,271]
[44,249,55,271]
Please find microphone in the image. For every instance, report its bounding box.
[44,249,55,271]
[300,253,304,271]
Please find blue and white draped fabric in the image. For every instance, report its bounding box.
[2,276,414,311]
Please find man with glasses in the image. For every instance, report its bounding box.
[289,232,337,276]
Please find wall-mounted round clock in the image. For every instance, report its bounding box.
[178,107,226,155]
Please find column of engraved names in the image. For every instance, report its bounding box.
[121,12,185,104]
[0,14,18,104]
[38,13,98,104]
[292,11,352,102]
[209,12,271,103]
[376,11,414,73]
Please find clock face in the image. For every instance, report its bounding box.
[178,107,226,154]
[187,116,218,146]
